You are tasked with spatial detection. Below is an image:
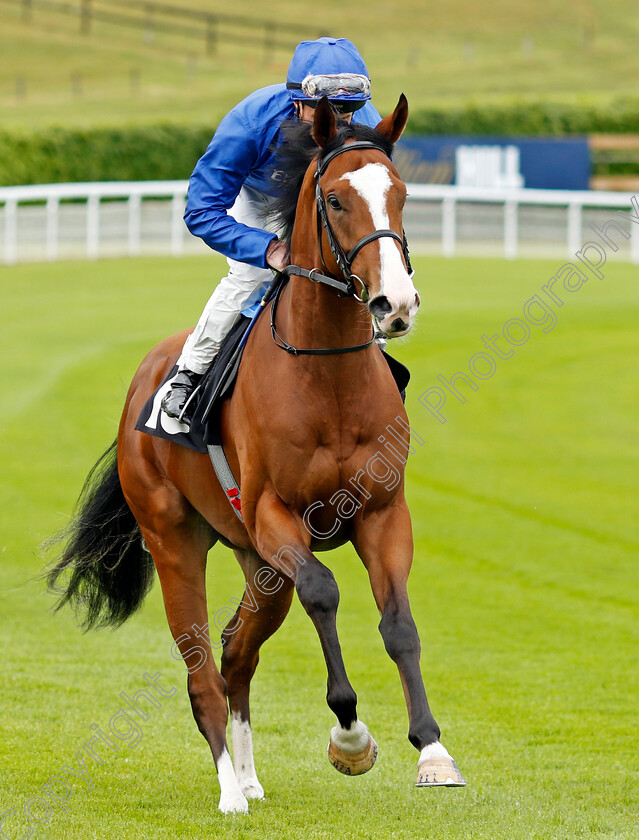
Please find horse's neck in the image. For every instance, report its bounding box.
[279,276,370,353]
[280,190,373,354]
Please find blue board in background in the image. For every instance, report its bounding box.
[394,136,591,190]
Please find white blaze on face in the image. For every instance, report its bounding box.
[340,162,414,308]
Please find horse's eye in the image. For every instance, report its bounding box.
[328,195,342,210]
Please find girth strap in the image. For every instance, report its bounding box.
[207,444,244,523]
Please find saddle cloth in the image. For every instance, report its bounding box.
[135,313,254,453]
[136,310,410,454]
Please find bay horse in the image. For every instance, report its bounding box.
[47,95,465,814]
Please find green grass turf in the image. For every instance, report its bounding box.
[1,0,639,130]
[0,254,637,838]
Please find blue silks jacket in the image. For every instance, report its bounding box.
[183,83,382,268]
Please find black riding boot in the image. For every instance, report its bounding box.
[160,369,203,424]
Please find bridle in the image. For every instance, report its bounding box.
[313,140,413,299]
[273,139,413,356]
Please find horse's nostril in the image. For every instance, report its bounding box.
[414,292,421,308]
[369,296,392,320]
[391,317,409,333]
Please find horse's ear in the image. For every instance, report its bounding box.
[375,93,409,144]
[311,97,338,148]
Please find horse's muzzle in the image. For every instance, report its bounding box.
[369,292,420,338]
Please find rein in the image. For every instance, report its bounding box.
[272,139,411,357]
[270,277,383,356]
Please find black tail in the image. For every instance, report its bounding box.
[45,440,155,631]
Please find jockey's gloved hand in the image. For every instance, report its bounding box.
[266,239,290,272]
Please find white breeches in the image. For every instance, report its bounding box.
[178,185,278,374]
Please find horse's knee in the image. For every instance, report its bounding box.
[379,605,421,663]
[221,636,259,693]
[295,562,340,616]
[220,608,250,677]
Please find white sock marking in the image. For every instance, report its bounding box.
[418,741,453,764]
[216,748,249,814]
[231,712,264,800]
[330,719,371,754]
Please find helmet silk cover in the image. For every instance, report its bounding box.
[287,37,371,103]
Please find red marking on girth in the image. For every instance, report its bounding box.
[226,488,243,515]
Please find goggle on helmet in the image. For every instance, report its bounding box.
[288,73,371,113]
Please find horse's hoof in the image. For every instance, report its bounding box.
[218,790,249,814]
[327,722,378,776]
[328,735,378,776]
[240,777,265,800]
[416,756,466,787]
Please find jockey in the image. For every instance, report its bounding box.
[161,36,382,423]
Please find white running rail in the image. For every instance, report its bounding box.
[1,181,637,264]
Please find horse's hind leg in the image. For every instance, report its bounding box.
[220,549,294,799]
[123,479,249,814]
[353,499,466,788]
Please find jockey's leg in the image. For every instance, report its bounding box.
[161,185,274,421]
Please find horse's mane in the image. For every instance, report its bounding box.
[269,119,394,245]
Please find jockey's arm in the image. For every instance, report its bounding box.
[183,108,279,269]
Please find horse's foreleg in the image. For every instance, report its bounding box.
[133,514,249,814]
[295,555,379,774]
[251,495,377,776]
[353,499,466,788]
[220,548,295,800]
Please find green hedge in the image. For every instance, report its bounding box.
[0,124,215,187]
[3,98,639,186]
[406,98,639,136]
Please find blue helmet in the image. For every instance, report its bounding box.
[286,37,371,109]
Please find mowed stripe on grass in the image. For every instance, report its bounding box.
[0,255,637,839]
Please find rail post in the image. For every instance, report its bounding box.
[46,196,60,262]
[170,193,185,257]
[80,0,91,34]
[263,23,275,64]
[3,199,18,265]
[504,199,518,259]
[144,3,155,44]
[567,201,582,257]
[128,194,142,257]
[205,14,217,55]
[442,196,456,257]
[86,193,100,260]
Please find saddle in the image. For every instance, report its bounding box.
[136,312,255,453]
[136,290,410,455]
